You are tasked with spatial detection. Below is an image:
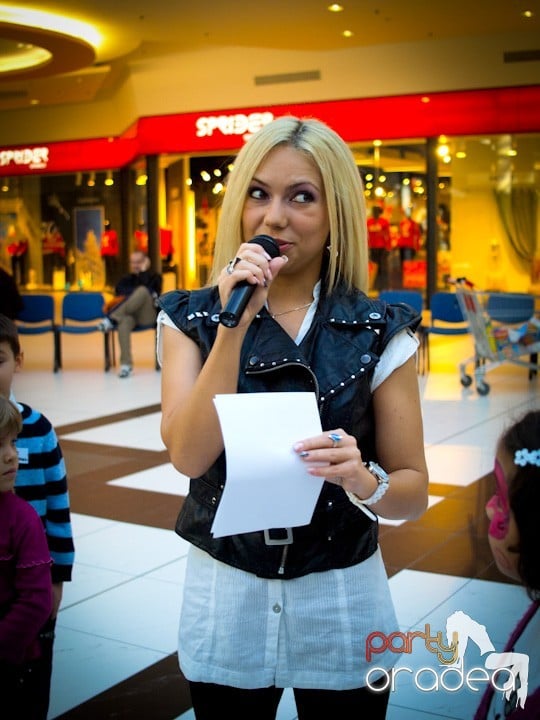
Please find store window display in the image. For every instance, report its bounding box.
[101,221,119,287]
[6,230,28,287]
[367,205,391,291]
[41,222,66,286]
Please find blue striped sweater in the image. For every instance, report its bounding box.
[14,402,74,584]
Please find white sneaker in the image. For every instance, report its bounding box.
[118,365,132,378]
[98,317,115,332]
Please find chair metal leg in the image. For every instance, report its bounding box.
[530,352,538,380]
[104,332,111,372]
[53,330,61,372]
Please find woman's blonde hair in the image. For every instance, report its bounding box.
[0,396,22,437]
[209,116,368,292]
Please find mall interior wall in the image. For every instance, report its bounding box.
[0,31,538,146]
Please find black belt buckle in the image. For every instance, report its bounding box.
[264,528,293,546]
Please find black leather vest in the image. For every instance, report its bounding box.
[158,282,420,579]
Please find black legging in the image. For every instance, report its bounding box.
[188,681,390,719]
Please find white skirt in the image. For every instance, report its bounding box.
[178,544,399,690]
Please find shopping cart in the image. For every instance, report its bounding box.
[453,278,540,395]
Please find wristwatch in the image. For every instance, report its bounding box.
[360,461,390,506]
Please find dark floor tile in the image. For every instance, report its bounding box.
[379,525,456,568]
[53,653,191,719]
[63,440,182,529]
[408,526,498,579]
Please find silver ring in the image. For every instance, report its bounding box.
[226,258,240,275]
[329,432,342,448]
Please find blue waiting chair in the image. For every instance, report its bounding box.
[16,294,60,372]
[55,292,112,372]
[423,291,469,373]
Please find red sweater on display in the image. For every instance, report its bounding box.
[367,215,391,250]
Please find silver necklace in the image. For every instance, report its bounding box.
[270,301,312,319]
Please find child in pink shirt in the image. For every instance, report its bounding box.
[0,396,52,714]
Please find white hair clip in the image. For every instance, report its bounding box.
[514,448,540,467]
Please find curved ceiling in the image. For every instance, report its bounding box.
[0,21,95,78]
[0,1,537,111]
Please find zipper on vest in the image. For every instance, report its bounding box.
[246,362,320,402]
[278,544,289,575]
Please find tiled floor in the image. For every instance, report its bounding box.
[13,329,539,719]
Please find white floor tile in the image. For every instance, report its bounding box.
[72,520,189,575]
[389,570,471,629]
[58,575,183,654]
[71,511,118,537]
[426,445,486,486]
[379,495,443,526]
[146,556,188,585]
[14,368,162,427]
[61,412,165,450]
[50,628,169,718]
[61,562,136,608]
[108,463,190,495]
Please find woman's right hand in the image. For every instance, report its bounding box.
[218,242,287,327]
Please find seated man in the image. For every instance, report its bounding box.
[100,251,162,378]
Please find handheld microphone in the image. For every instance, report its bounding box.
[219,235,281,328]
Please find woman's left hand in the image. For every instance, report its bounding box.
[293,429,376,498]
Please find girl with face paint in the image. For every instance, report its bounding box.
[475,409,540,719]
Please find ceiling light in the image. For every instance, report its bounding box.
[0,3,100,78]
[87,172,95,187]
[0,5,102,47]
[0,38,50,72]
[342,30,354,38]
[104,170,114,186]
[328,4,344,12]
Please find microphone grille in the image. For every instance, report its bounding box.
[248,234,281,258]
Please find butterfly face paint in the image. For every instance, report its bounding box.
[486,458,510,540]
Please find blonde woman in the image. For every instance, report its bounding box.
[158,116,428,719]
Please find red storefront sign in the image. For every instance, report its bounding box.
[1,86,539,176]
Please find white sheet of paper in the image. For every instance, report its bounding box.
[211,392,325,537]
